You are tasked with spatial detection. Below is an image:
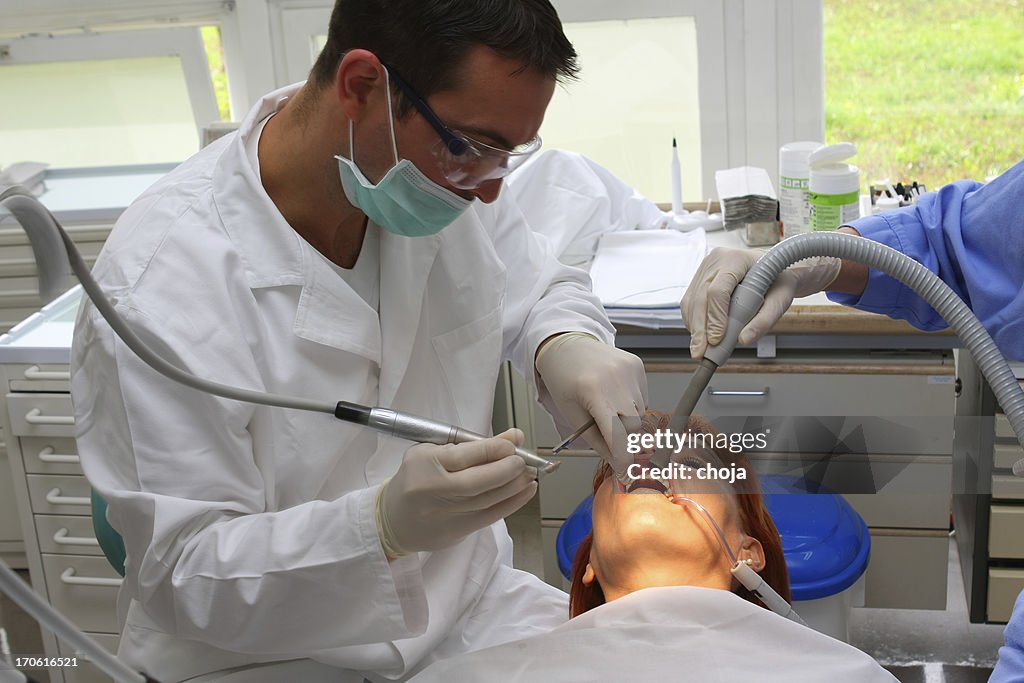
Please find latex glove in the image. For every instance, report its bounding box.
[375,428,536,558]
[682,248,841,360]
[535,332,648,474]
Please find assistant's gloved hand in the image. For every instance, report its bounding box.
[682,248,841,360]
[375,429,536,559]
[535,332,648,474]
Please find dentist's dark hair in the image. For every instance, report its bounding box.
[309,0,578,116]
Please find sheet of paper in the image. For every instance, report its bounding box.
[590,229,707,311]
[714,166,777,199]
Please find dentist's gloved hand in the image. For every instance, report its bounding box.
[682,248,841,360]
[376,428,536,559]
[535,332,648,474]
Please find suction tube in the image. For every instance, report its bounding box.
[667,231,1024,476]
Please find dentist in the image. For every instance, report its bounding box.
[71,1,647,681]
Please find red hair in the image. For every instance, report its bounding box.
[568,413,790,618]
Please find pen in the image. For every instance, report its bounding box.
[552,417,597,455]
[671,137,683,216]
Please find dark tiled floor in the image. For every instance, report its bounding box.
[884,664,993,682]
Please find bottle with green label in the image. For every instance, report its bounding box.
[808,143,860,232]
[779,141,822,238]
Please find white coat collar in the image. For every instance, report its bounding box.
[213,82,383,364]
[212,82,454,375]
[213,83,306,289]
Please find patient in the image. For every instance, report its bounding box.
[571,412,790,618]
[408,415,896,682]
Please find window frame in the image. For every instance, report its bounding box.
[1,27,220,138]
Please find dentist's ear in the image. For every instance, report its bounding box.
[336,49,386,123]
[737,537,766,572]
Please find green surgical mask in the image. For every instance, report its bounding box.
[335,68,472,237]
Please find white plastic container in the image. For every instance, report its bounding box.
[808,143,860,232]
[778,141,821,238]
[792,574,866,642]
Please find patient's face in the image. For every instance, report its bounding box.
[586,472,743,599]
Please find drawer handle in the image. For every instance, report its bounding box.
[24,365,71,381]
[38,446,80,464]
[25,408,75,426]
[53,528,100,546]
[45,488,91,506]
[707,387,770,397]
[60,568,122,587]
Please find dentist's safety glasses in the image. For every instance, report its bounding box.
[431,134,542,190]
[384,61,543,190]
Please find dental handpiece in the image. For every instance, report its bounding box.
[334,401,560,477]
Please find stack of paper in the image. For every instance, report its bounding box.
[715,166,779,231]
[589,229,707,328]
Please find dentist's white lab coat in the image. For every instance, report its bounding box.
[71,84,613,682]
[409,586,898,682]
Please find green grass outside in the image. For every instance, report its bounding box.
[824,0,1024,190]
[201,26,231,121]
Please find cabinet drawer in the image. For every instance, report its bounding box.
[58,633,121,683]
[26,474,93,516]
[989,505,1024,559]
[864,531,948,609]
[529,371,953,455]
[41,554,121,634]
[996,414,1016,440]
[36,515,102,557]
[539,453,600,519]
[7,393,76,438]
[646,368,952,418]
[988,568,1024,623]
[993,475,1024,501]
[995,444,1024,471]
[22,436,82,475]
[749,452,951,528]
[7,363,72,392]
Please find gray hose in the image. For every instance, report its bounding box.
[677,231,1024,476]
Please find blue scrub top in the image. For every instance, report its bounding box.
[826,157,1024,679]
[828,156,1024,362]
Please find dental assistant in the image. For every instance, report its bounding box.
[681,156,1024,679]
[70,1,648,681]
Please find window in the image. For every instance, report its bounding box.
[824,0,1024,189]
[547,0,824,203]
[541,16,702,203]
[0,28,219,167]
[276,6,332,84]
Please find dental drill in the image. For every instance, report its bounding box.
[652,231,1024,472]
[0,185,558,476]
